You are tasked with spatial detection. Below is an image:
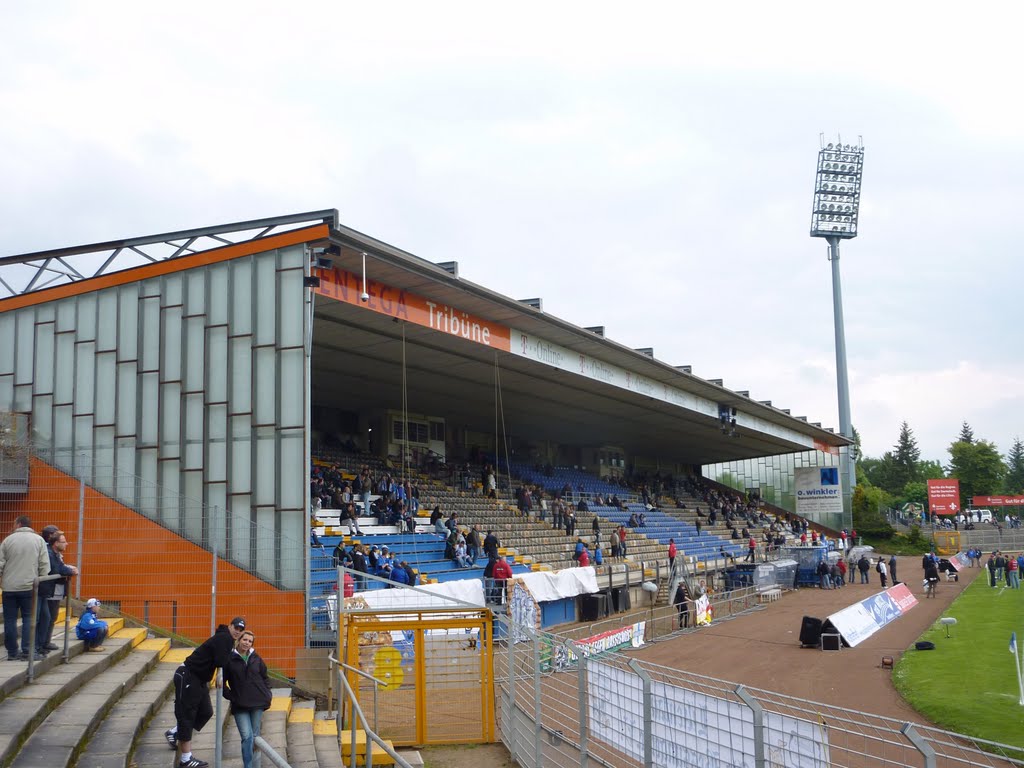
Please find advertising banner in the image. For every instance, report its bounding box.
[972,495,1024,506]
[927,478,961,515]
[824,584,918,647]
[794,467,843,518]
[588,662,829,768]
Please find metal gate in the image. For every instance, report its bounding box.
[343,608,495,746]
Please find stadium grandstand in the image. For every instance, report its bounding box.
[0,210,870,763]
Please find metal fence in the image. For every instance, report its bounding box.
[495,614,1024,768]
[0,453,314,682]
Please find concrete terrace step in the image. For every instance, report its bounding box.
[0,622,132,767]
[10,630,159,767]
[75,637,175,768]
[287,700,320,768]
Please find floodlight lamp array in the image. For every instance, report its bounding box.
[810,142,864,239]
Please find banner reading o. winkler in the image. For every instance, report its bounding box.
[927,478,961,515]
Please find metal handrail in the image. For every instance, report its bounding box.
[253,735,292,767]
[27,573,71,682]
[328,654,413,768]
[339,662,387,731]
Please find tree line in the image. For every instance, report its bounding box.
[852,421,1023,534]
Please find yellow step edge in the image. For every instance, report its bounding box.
[288,708,315,724]
[105,618,125,634]
[268,696,292,714]
[312,719,338,736]
[341,742,396,764]
[112,627,148,648]
[137,637,172,657]
[162,648,192,664]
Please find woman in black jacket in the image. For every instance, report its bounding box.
[223,631,272,768]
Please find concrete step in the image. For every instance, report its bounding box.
[75,637,174,768]
[10,633,163,767]
[0,631,134,766]
[287,700,320,768]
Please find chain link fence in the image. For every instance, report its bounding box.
[495,614,1024,768]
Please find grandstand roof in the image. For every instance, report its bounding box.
[0,210,850,466]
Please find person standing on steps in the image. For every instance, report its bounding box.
[0,515,49,661]
[223,630,272,768]
[165,617,246,768]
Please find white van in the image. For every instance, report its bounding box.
[966,509,993,523]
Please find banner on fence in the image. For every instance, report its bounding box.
[694,594,713,626]
[588,662,829,768]
[825,583,918,647]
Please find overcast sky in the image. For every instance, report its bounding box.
[1,2,1020,463]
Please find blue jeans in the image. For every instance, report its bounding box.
[234,707,264,768]
[35,597,52,651]
[2,590,32,656]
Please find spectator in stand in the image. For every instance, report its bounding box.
[799,531,807,546]
[403,561,417,586]
[455,540,472,568]
[594,543,603,566]
[75,598,109,651]
[745,537,757,563]
[490,555,512,603]
[573,537,585,563]
[609,530,620,558]
[344,502,363,536]
[578,545,590,567]
[617,526,628,558]
[565,510,576,537]
[390,563,410,586]
[592,515,600,538]
[668,539,676,568]
[695,518,702,536]
[467,525,482,564]
[483,530,500,561]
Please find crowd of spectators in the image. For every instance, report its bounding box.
[310,464,420,532]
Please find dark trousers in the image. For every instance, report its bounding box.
[2,590,32,656]
[174,664,213,742]
[36,597,53,651]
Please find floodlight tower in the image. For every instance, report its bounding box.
[810,137,864,523]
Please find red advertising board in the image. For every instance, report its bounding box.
[972,495,1024,506]
[887,582,919,613]
[927,478,961,514]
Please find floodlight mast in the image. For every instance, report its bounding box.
[811,138,864,524]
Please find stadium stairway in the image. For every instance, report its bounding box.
[0,602,423,768]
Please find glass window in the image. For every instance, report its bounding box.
[118,285,139,362]
[33,320,54,396]
[161,307,182,382]
[254,255,277,347]
[97,291,118,352]
[115,362,137,436]
[277,266,304,349]
[95,352,116,425]
[279,348,303,428]
[15,312,34,385]
[74,341,96,415]
[229,337,252,413]
[231,260,252,334]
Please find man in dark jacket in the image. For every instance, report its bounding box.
[37,530,78,656]
[165,617,246,768]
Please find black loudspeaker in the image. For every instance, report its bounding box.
[799,616,823,647]
[820,632,842,651]
[579,594,602,622]
[915,641,936,651]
